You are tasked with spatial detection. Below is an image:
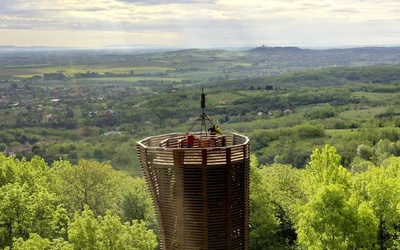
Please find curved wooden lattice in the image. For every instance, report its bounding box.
[137,132,250,250]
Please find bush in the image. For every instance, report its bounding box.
[305,105,336,119]
[294,123,325,138]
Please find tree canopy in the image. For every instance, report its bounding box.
[249,145,400,249]
[0,154,157,250]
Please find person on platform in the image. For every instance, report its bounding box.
[187,133,195,148]
[208,124,222,136]
[215,124,221,136]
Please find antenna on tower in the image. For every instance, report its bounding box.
[185,87,214,136]
[201,87,205,109]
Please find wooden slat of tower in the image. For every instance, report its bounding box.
[202,149,209,250]
[137,146,167,249]
[243,144,250,250]
[173,150,185,249]
[226,147,232,249]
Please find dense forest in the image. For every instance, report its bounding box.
[3,144,400,249]
[249,145,400,250]
[0,154,157,249]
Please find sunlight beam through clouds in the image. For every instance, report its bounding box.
[0,0,399,47]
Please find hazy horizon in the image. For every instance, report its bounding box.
[1,44,400,51]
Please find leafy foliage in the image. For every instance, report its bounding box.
[250,145,400,250]
[0,154,157,250]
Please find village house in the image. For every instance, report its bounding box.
[102,110,116,117]
[219,101,227,105]
[101,131,122,136]
[44,114,57,123]
[283,109,293,114]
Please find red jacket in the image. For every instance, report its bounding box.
[187,135,195,144]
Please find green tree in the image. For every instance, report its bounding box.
[0,155,69,248]
[10,141,22,147]
[259,164,304,248]
[297,184,377,250]
[0,183,32,247]
[68,206,103,250]
[32,142,47,157]
[357,144,373,160]
[373,139,395,164]
[350,157,372,174]
[353,160,400,249]
[111,140,141,173]
[50,238,74,250]
[297,145,378,249]
[69,206,157,250]
[99,211,126,250]
[122,220,158,250]
[99,211,158,250]
[303,145,351,196]
[11,234,74,250]
[249,155,280,249]
[304,105,336,119]
[121,177,155,226]
[0,132,14,145]
[0,143,6,152]
[51,160,122,215]
[12,233,50,250]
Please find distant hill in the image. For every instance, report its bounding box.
[324,46,400,55]
[249,45,400,55]
[0,46,17,50]
[249,45,307,53]
[206,65,400,90]
[0,46,76,51]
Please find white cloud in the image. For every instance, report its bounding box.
[117,0,215,5]
[0,0,399,46]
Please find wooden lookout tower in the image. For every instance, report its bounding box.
[136,90,250,250]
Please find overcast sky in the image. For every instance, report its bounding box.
[0,0,399,47]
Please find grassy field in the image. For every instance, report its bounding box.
[326,128,363,137]
[1,64,177,78]
[206,92,247,105]
[326,127,400,138]
[76,77,184,83]
[352,92,400,103]
[0,69,38,77]
[6,65,226,80]
[1,50,251,82]
[339,106,388,121]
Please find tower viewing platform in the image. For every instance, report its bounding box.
[137,132,250,250]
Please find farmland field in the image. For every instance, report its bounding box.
[339,106,388,121]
